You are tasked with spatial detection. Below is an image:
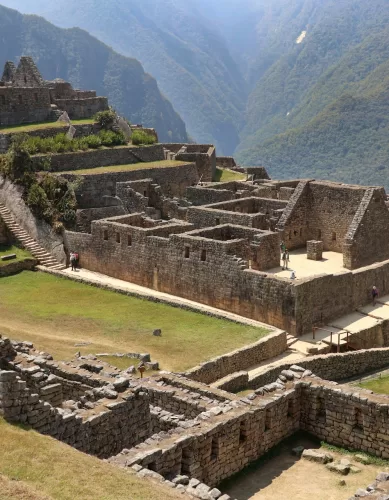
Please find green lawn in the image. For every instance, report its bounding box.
[61,159,188,175]
[214,167,247,182]
[0,418,183,500]
[359,375,389,394]
[0,119,95,135]
[0,271,269,372]
[0,245,32,267]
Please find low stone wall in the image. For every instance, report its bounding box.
[33,144,165,173]
[249,347,389,390]
[76,206,126,233]
[213,372,249,393]
[0,370,151,459]
[185,331,287,385]
[147,387,210,418]
[0,258,37,277]
[0,123,99,153]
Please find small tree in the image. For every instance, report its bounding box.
[94,109,117,130]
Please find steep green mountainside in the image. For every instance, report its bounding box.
[4,0,389,186]
[239,81,389,189]
[0,5,188,143]
[1,0,246,154]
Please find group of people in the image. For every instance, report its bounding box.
[69,251,79,271]
[280,241,295,280]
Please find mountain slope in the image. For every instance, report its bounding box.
[0,0,246,154]
[0,5,188,143]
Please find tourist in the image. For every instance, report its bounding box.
[372,286,379,305]
[280,240,286,253]
[282,250,290,270]
[74,251,79,270]
[70,251,76,271]
[290,270,296,280]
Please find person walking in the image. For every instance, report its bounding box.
[372,286,379,305]
[280,240,286,254]
[70,251,76,271]
[282,250,290,270]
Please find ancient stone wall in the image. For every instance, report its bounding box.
[0,123,100,154]
[245,166,270,180]
[0,176,66,264]
[115,388,301,487]
[184,331,286,385]
[186,186,234,206]
[0,370,151,459]
[35,144,165,173]
[0,215,8,244]
[76,206,126,233]
[66,162,198,209]
[343,188,389,269]
[300,379,389,459]
[52,97,108,120]
[0,258,37,277]
[0,86,53,126]
[216,157,236,170]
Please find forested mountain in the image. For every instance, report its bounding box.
[3,0,389,186]
[0,0,245,154]
[0,5,188,143]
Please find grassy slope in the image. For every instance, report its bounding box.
[0,271,268,372]
[62,160,188,175]
[0,245,32,267]
[359,375,389,395]
[0,418,182,500]
[214,167,246,182]
[0,119,94,135]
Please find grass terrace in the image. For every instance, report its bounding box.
[0,271,269,372]
[0,244,32,267]
[359,374,389,395]
[214,167,247,182]
[0,118,95,135]
[0,418,183,500]
[60,159,189,175]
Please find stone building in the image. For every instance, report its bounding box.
[0,56,108,126]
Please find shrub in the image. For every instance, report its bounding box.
[131,130,157,145]
[26,184,51,219]
[94,109,117,130]
[85,134,102,149]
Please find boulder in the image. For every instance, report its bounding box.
[302,449,333,464]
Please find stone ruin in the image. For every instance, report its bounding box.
[0,56,108,126]
[3,334,389,498]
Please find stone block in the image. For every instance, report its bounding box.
[307,240,324,261]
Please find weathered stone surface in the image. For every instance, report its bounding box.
[302,449,333,464]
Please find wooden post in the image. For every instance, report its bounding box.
[337,334,341,353]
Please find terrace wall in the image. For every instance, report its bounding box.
[34,144,165,173]
[66,162,198,209]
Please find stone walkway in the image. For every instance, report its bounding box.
[38,266,277,331]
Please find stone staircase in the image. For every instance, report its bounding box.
[0,203,66,270]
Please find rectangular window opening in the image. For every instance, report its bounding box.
[103,230,108,241]
[201,249,206,262]
[211,437,219,461]
[116,233,121,243]
[316,396,326,423]
[215,218,220,225]
[354,408,364,432]
[287,400,293,418]
[317,229,322,240]
[34,93,39,102]
[184,246,190,259]
[332,232,336,241]
[128,235,132,246]
[144,190,147,197]
[239,421,247,444]
[181,447,192,475]
[264,410,271,432]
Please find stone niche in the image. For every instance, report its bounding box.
[307,240,323,261]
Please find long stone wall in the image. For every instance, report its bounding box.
[66,162,199,209]
[34,144,165,173]
[0,258,37,277]
[184,331,286,385]
[0,370,151,459]
[249,347,389,390]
